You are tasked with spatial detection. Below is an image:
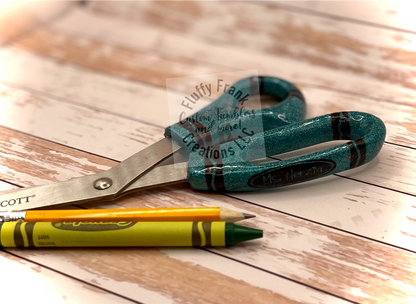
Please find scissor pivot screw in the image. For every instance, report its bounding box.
[93,177,113,190]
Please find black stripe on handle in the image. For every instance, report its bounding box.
[331,112,351,140]
[214,165,226,191]
[356,138,367,167]
[288,89,305,103]
[258,76,265,95]
[348,138,367,168]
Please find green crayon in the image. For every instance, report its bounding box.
[0,221,262,247]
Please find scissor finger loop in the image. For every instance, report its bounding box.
[0,76,386,211]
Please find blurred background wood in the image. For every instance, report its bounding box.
[0,1,415,303]
[0,1,75,44]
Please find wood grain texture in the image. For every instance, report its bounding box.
[273,1,416,33]
[6,246,349,304]
[0,81,415,251]
[84,1,416,101]
[0,126,415,304]
[0,129,351,304]
[1,47,415,149]
[0,52,414,195]
[12,7,416,105]
[0,1,75,44]
[0,251,134,304]
[1,2,415,304]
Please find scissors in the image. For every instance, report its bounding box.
[0,76,386,213]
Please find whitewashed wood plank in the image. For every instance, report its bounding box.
[6,246,352,304]
[0,83,415,248]
[0,83,164,162]
[231,171,416,247]
[80,2,416,103]
[12,7,416,105]
[0,141,352,304]
[0,251,134,304]
[0,57,415,197]
[0,181,15,192]
[0,126,114,187]
[302,86,416,148]
[0,127,413,304]
[276,141,416,196]
[1,47,414,148]
[272,1,416,33]
[0,2,414,302]
[0,1,75,44]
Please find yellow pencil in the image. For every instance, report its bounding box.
[0,207,255,222]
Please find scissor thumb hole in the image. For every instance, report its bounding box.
[234,111,386,168]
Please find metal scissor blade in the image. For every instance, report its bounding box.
[0,171,116,211]
[118,164,188,196]
[105,138,182,196]
[0,138,182,211]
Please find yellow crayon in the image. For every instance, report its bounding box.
[0,221,262,247]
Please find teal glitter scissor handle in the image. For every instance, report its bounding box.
[165,76,306,154]
[187,111,386,191]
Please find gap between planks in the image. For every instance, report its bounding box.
[8,6,416,106]
[3,67,416,252]
[247,1,416,34]
[0,126,415,304]
[0,52,414,194]
[0,249,140,304]
[82,2,416,96]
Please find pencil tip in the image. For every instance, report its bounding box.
[243,213,256,219]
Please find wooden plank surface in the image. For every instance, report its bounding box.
[0,1,75,45]
[0,1,415,304]
[1,126,415,304]
[272,1,416,33]
[0,127,355,304]
[0,74,415,251]
[84,1,416,104]
[1,48,415,149]
[0,72,415,302]
[0,250,137,304]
